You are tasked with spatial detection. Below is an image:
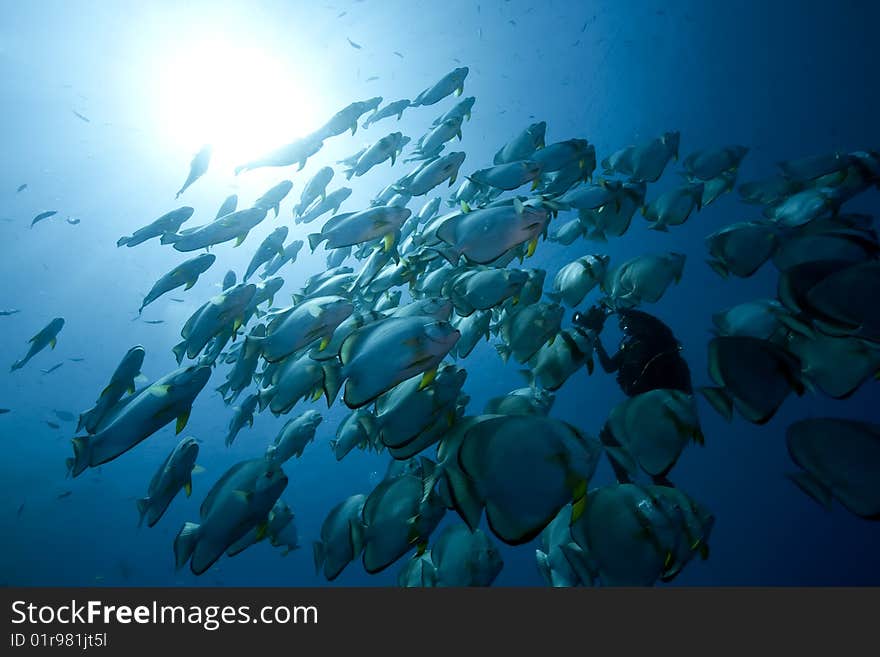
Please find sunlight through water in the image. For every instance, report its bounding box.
[153,37,322,172]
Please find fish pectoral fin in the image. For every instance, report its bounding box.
[234,234,247,247]
[183,481,192,497]
[49,338,57,349]
[232,490,253,503]
[570,494,588,523]
[176,410,191,434]
[417,367,438,391]
[151,384,171,397]
[526,237,539,258]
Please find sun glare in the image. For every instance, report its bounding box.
[155,37,322,171]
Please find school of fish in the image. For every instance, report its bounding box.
[6,62,880,586]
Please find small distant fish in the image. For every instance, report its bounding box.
[366,76,379,82]
[16,184,27,193]
[72,110,90,123]
[57,490,73,499]
[143,319,165,324]
[66,218,81,225]
[68,357,85,362]
[53,410,75,422]
[118,560,133,581]
[176,145,211,199]
[41,363,64,375]
[0,409,10,415]
[509,19,517,26]
[393,51,404,58]
[337,11,347,17]
[169,298,185,303]
[46,421,61,429]
[17,503,24,517]
[31,210,58,228]
[581,20,589,32]
[453,58,461,63]
[347,37,362,49]
[0,309,21,316]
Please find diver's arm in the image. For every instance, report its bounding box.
[594,336,622,373]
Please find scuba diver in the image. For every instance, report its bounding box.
[572,303,692,396]
[572,303,694,486]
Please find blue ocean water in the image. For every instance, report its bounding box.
[1,0,878,586]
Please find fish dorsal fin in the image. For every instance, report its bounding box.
[339,317,392,365]
[322,211,357,234]
[181,302,208,339]
[200,461,250,516]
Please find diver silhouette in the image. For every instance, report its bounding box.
[573,304,694,486]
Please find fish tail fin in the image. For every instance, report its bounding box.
[234,165,245,176]
[173,522,201,570]
[116,236,130,247]
[357,412,377,437]
[136,498,150,528]
[68,436,91,478]
[258,386,274,412]
[349,518,365,556]
[216,382,230,400]
[312,541,325,574]
[495,343,512,364]
[518,368,536,388]
[419,458,443,505]
[430,245,460,266]
[698,386,734,422]
[172,341,187,365]
[706,259,729,278]
[307,233,323,252]
[322,365,343,407]
[786,471,833,510]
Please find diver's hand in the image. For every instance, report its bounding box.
[573,305,608,333]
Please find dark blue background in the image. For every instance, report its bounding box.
[1,0,878,585]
